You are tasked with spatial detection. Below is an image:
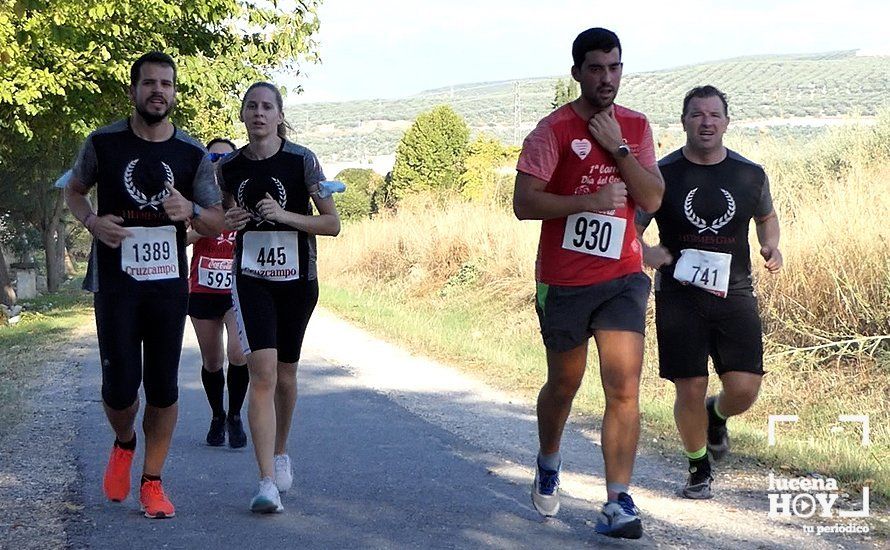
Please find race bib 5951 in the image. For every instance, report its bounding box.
[198,257,233,289]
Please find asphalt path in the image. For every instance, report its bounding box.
[65,317,611,549]
[57,309,881,549]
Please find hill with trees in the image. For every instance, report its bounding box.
[286,50,889,161]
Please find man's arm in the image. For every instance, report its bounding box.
[588,108,664,213]
[634,221,672,269]
[615,155,664,214]
[64,175,133,248]
[513,172,627,221]
[755,211,782,273]
[162,182,225,236]
[190,205,225,237]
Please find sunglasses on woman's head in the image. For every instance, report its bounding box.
[209,152,229,162]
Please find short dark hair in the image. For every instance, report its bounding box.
[682,85,729,118]
[130,51,177,87]
[206,138,237,151]
[572,28,622,68]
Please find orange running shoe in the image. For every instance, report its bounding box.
[102,445,135,502]
[140,480,176,519]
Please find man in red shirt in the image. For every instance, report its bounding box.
[514,27,664,539]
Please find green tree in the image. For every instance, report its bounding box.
[334,168,384,220]
[387,105,470,204]
[0,0,321,294]
[0,0,321,146]
[551,78,579,110]
[461,135,518,205]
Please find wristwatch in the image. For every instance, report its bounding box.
[614,143,631,158]
[191,202,202,219]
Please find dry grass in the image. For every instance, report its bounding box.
[318,119,890,499]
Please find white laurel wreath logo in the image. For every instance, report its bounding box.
[123,159,172,210]
[684,187,736,234]
[237,178,287,226]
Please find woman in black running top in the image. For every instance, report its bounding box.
[219,82,340,513]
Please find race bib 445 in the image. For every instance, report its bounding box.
[241,231,299,281]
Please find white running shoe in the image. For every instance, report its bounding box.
[531,460,561,517]
[274,454,293,493]
[250,477,283,513]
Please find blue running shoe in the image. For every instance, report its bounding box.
[530,459,560,517]
[595,492,642,539]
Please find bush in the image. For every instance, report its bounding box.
[333,168,384,220]
[460,135,519,206]
[387,105,470,204]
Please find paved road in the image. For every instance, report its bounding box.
[55,310,880,549]
[65,319,613,549]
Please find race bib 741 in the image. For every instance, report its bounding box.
[673,248,732,297]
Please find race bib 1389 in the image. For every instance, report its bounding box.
[121,225,179,281]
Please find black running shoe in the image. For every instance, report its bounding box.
[206,415,226,446]
[682,464,713,499]
[706,396,730,460]
[227,415,247,449]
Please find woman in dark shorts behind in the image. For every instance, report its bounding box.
[187,138,248,448]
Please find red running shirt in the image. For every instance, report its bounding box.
[517,104,656,286]
[188,231,236,294]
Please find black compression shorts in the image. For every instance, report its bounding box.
[188,292,232,320]
[94,291,188,409]
[231,276,318,363]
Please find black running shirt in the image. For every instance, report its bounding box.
[636,148,773,294]
[218,141,325,281]
[72,119,221,294]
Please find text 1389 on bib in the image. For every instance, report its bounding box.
[121,226,179,281]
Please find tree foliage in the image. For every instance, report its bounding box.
[333,168,384,220]
[0,0,322,294]
[460,135,518,205]
[551,78,579,110]
[0,0,321,150]
[387,105,469,204]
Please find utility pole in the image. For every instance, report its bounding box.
[513,81,522,146]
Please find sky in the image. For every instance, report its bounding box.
[281,0,889,105]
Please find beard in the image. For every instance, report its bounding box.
[584,86,617,111]
[135,99,174,125]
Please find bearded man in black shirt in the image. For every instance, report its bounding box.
[65,51,225,519]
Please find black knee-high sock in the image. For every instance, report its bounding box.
[227,363,249,418]
[201,367,226,418]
